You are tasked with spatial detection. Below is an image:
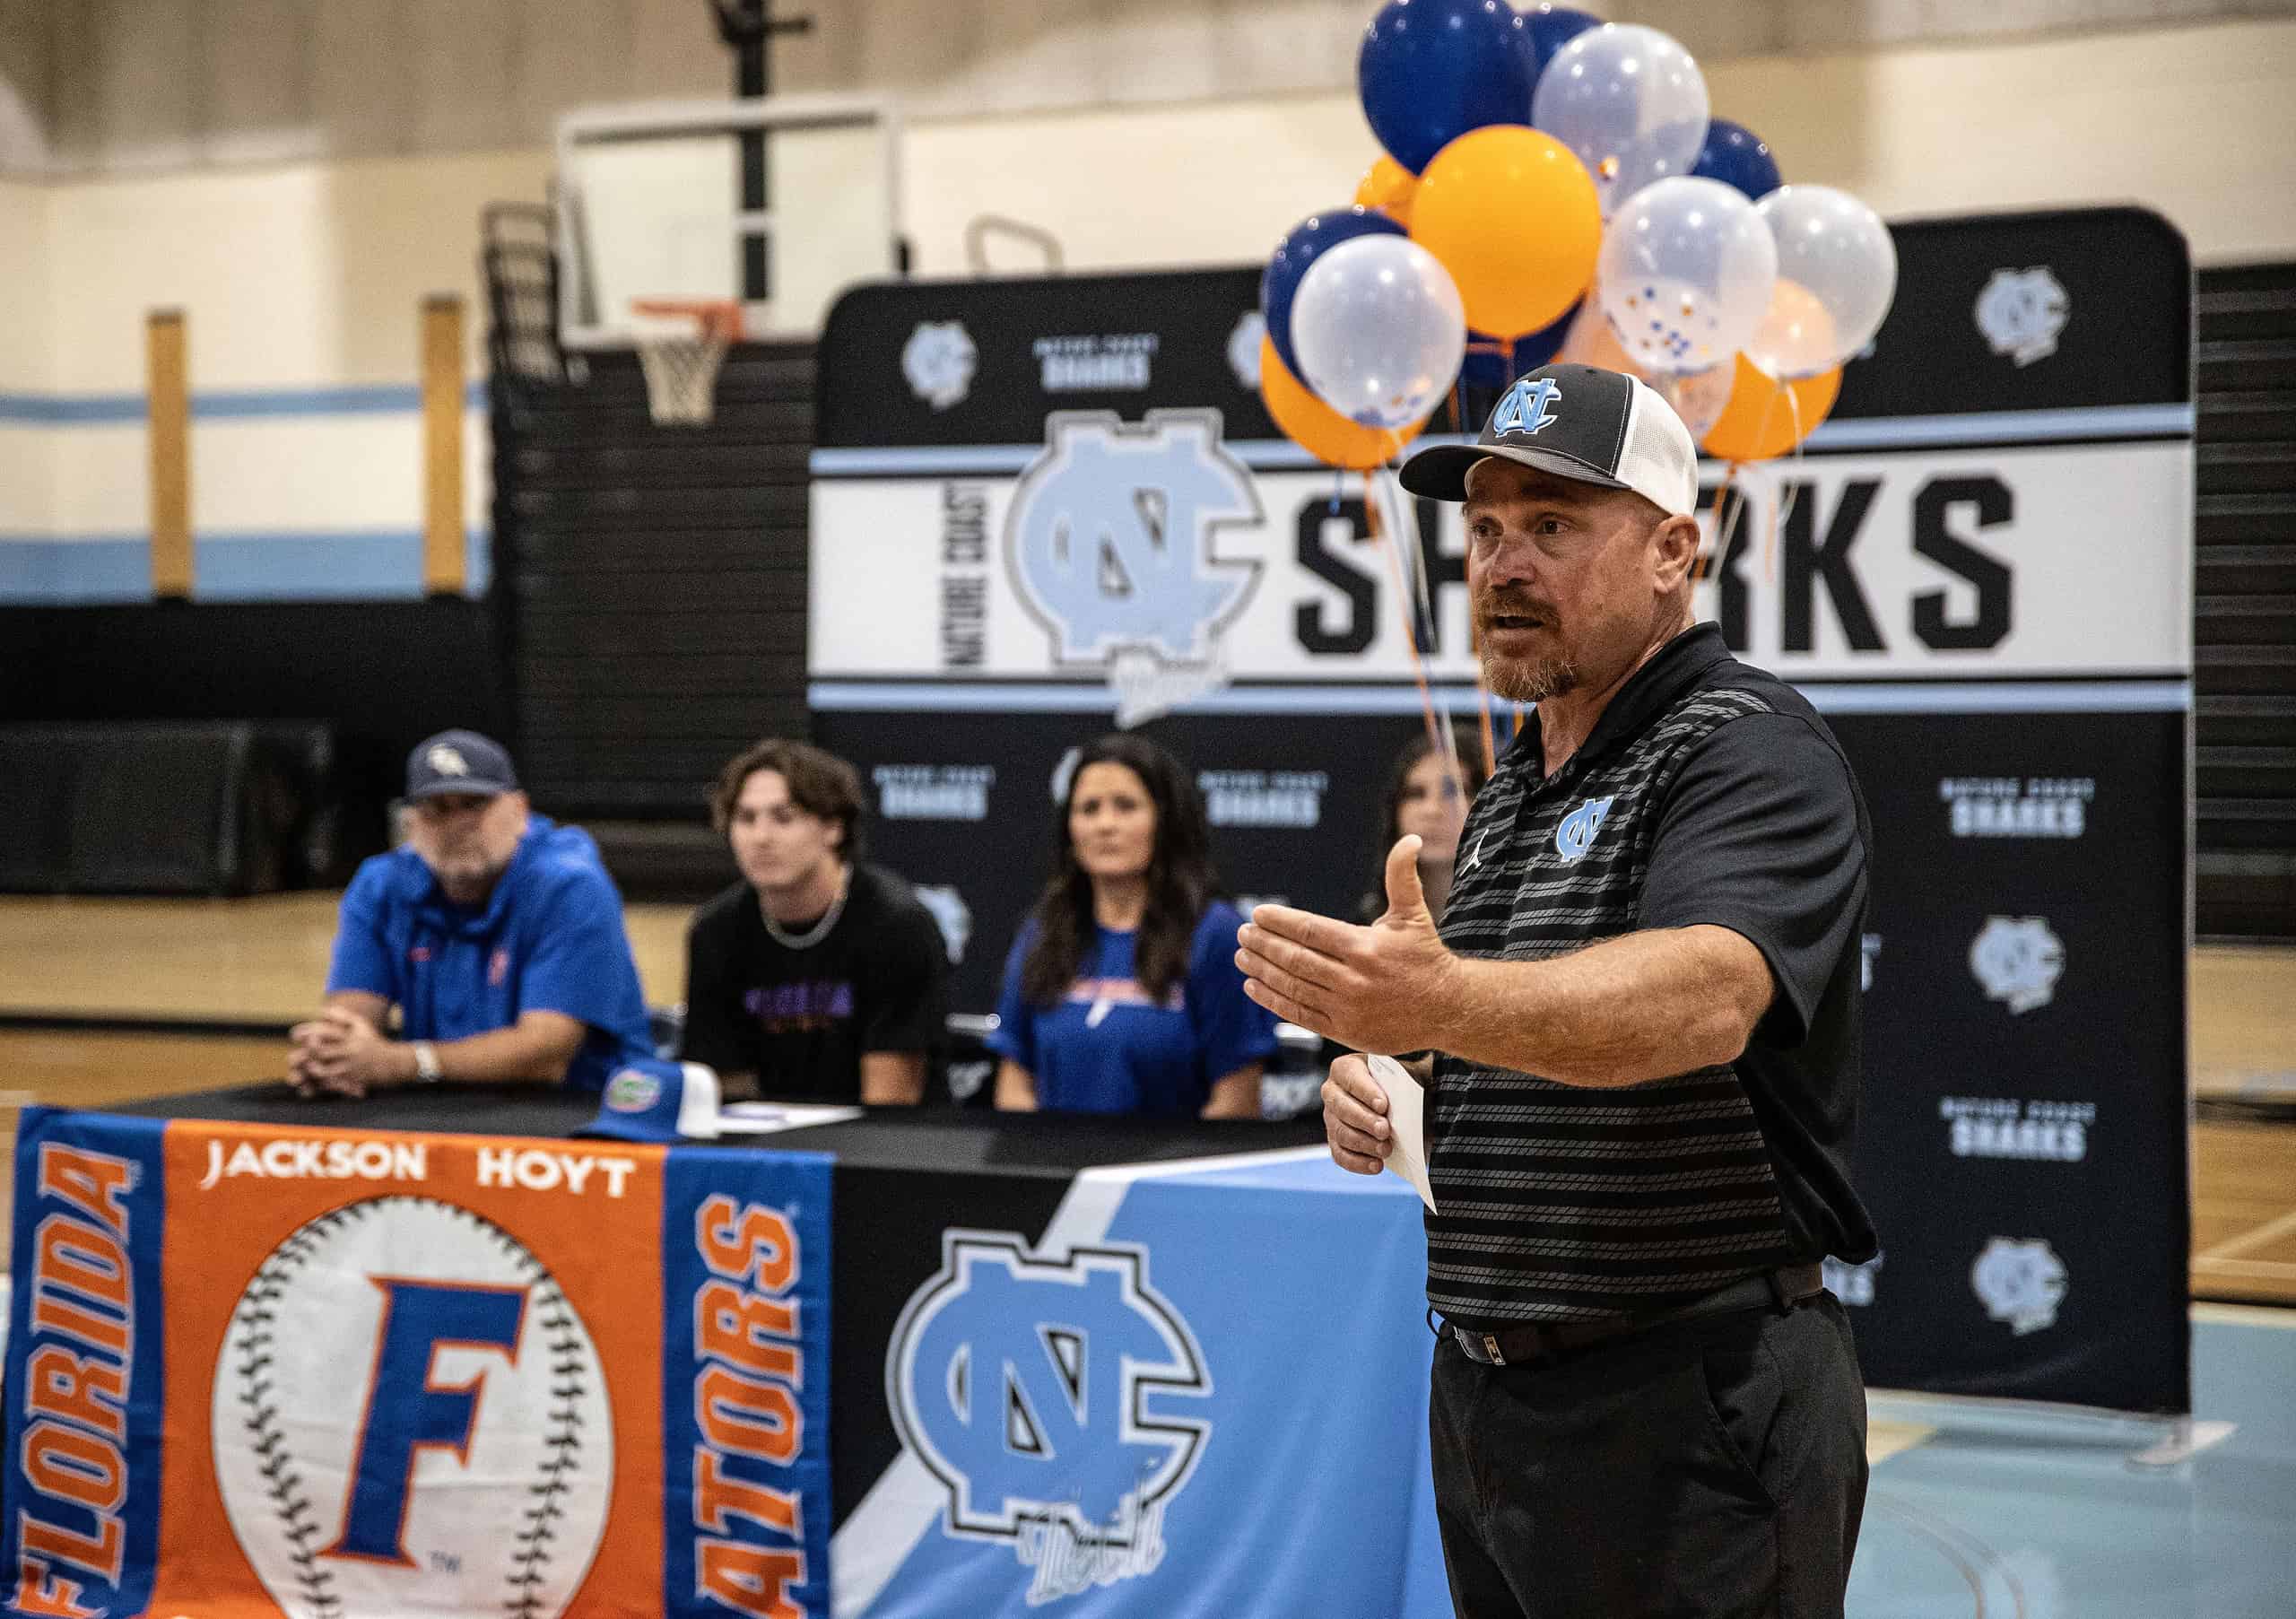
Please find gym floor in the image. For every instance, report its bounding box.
[0,896,2290,1617]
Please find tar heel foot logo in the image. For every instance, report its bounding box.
[1008,410,1263,727]
[426,744,470,777]
[1975,267,2070,368]
[213,1197,613,1619]
[1970,916,2066,1014]
[1552,795,1615,865]
[889,1231,1212,1606]
[904,321,977,410]
[1970,1236,2067,1336]
[914,883,974,965]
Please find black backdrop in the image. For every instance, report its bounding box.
[809,208,2195,1414]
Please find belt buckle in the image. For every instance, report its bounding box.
[1480,1331,1508,1368]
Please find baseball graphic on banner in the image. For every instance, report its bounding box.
[212,1197,613,1619]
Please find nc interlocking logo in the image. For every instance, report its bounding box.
[1552,795,1615,865]
[1974,267,2070,368]
[1489,376,1561,437]
[889,1231,1212,1606]
[1970,1237,2067,1336]
[1969,916,2065,1014]
[1007,411,1261,668]
[903,321,978,410]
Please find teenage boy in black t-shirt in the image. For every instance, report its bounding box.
[681,740,949,1104]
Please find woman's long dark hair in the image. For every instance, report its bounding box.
[1022,734,1220,1007]
[1359,722,1492,920]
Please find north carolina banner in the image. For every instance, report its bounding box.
[809,206,2195,1416]
[1,1108,833,1619]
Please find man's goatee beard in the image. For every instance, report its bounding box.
[1483,655,1580,704]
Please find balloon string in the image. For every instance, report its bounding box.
[1368,469,1448,767]
[1777,385,1807,548]
[1475,663,1499,778]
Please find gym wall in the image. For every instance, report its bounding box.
[0,17,2287,605]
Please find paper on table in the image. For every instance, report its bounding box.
[716,1102,864,1136]
[1363,1054,1436,1213]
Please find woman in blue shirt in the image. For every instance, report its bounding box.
[990,735,1277,1119]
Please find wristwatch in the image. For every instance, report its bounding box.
[411,1041,443,1084]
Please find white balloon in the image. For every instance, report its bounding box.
[1752,186,1898,376]
[1292,235,1467,431]
[1597,177,1778,377]
[1532,23,1710,217]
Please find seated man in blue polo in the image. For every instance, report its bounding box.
[289,729,655,1098]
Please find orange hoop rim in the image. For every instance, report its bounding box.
[629,296,745,343]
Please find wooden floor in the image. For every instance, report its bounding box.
[0,894,2289,1306]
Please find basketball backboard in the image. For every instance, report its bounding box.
[555,94,901,350]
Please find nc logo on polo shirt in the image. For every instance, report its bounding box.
[1489,377,1561,438]
[1553,796,1616,865]
[888,1232,1211,1605]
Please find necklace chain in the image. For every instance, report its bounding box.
[762,873,848,951]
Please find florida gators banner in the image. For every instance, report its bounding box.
[1,1108,832,1619]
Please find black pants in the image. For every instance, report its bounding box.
[1429,1293,1868,1619]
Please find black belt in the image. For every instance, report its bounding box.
[1447,1263,1825,1369]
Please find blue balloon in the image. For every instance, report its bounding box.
[1525,4,1600,87]
[1261,207,1408,381]
[1457,303,1577,390]
[1689,118,1782,201]
[1357,0,1540,176]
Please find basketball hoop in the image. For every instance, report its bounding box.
[629,298,744,426]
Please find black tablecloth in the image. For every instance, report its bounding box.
[101,1083,1330,1179]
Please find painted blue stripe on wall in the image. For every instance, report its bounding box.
[808,678,2192,717]
[808,403,2197,477]
[0,381,490,423]
[0,538,152,604]
[196,532,429,600]
[0,531,493,603]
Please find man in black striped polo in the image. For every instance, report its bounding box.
[1236,363,1876,1618]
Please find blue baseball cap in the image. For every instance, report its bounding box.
[406,729,520,802]
[580,1057,724,1143]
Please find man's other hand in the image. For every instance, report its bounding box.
[1322,1053,1394,1177]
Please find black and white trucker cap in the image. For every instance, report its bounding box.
[1397,362,1699,519]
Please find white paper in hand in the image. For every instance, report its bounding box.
[1363,1055,1437,1213]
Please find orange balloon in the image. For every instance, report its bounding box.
[1747,279,1840,380]
[1258,335,1424,472]
[1699,355,1842,463]
[1410,126,1600,340]
[1353,156,1417,229]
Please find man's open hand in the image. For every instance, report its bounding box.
[1235,835,1457,1055]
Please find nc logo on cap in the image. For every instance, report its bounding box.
[427,744,471,777]
[604,1067,662,1113]
[1489,378,1561,439]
